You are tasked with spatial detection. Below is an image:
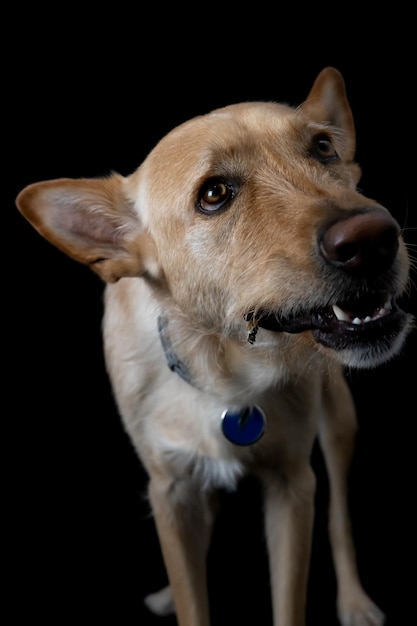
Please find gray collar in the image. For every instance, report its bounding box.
[157,315,266,446]
[157,315,194,386]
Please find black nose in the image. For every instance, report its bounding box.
[319,208,400,274]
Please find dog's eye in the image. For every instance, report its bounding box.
[197,179,235,214]
[312,134,339,163]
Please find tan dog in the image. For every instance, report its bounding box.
[16,67,412,626]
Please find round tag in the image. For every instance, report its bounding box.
[221,405,266,446]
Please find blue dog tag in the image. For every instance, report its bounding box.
[221,405,266,446]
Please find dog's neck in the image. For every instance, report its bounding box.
[156,313,296,446]
[158,312,267,445]
[156,310,310,397]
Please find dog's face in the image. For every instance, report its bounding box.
[16,67,411,369]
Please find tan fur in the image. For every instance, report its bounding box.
[16,67,412,625]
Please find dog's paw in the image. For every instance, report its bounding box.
[338,595,385,626]
[144,585,175,616]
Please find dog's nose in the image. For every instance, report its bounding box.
[319,208,400,274]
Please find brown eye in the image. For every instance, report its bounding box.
[197,179,236,214]
[312,133,339,163]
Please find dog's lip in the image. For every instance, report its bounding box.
[247,292,406,337]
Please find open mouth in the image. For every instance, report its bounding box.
[246,292,408,350]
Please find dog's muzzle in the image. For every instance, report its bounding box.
[246,207,411,360]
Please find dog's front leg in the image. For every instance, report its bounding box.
[261,464,316,626]
[319,371,385,626]
[148,474,217,626]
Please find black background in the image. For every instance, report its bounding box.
[8,11,415,626]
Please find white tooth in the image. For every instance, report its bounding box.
[384,299,392,311]
[377,307,387,318]
[332,304,351,322]
[352,317,362,325]
[364,316,372,323]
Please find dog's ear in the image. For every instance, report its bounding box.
[303,66,356,161]
[16,175,160,283]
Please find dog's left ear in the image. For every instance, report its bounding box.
[16,174,160,283]
[303,66,356,161]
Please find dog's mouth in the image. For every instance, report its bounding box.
[246,292,408,350]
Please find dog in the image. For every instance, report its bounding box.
[16,67,412,626]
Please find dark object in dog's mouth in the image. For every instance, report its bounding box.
[246,292,408,347]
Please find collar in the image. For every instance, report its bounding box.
[157,315,194,386]
[157,314,266,445]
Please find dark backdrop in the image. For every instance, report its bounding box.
[8,13,414,626]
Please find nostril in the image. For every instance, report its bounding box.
[319,208,400,273]
[333,241,360,265]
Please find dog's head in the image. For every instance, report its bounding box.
[16,67,412,369]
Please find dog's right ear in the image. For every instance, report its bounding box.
[16,175,160,283]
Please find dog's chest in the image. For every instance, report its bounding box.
[131,374,320,492]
